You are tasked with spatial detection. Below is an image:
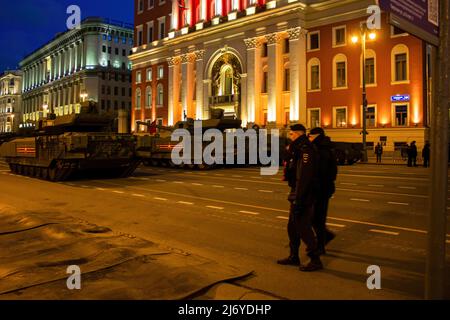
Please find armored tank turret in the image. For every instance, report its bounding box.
[0,101,139,181]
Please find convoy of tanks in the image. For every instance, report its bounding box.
[0,102,363,181]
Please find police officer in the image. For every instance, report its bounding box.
[308,127,337,255]
[277,124,323,272]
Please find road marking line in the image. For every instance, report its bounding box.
[213,185,224,188]
[96,187,106,191]
[112,190,124,194]
[340,182,357,186]
[232,175,243,178]
[277,216,289,220]
[240,210,260,215]
[350,198,370,202]
[80,185,90,188]
[235,187,248,190]
[251,176,263,179]
[398,186,416,190]
[178,201,194,205]
[214,174,224,176]
[206,206,224,210]
[154,197,167,201]
[192,183,203,186]
[137,177,149,181]
[388,201,409,206]
[369,229,400,236]
[340,173,427,182]
[98,180,444,237]
[173,181,184,184]
[156,179,166,182]
[368,184,384,187]
[326,223,346,228]
[258,190,273,193]
[199,173,207,175]
[132,194,145,197]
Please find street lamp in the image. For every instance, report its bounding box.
[351,23,376,163]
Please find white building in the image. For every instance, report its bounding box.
[0,71,22,133]
[20,17,134,125]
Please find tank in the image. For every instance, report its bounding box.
[0,101,140,181]
[135,109,247,170]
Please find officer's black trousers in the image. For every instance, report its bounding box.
[287,202,318,259]
[313,195,330,250]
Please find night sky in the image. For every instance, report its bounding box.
[0,0,134,72]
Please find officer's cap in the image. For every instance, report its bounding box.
[309,127,325,136]
[289,124,307,132]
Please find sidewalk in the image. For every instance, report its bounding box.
[0,204,277,300]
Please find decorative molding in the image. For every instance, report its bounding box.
[265,33,283,45]
[194,50,206,61]
[287,27,307,40]
[244,37,262,49]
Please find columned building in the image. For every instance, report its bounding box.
[0,71,22,133]
[20,18,134,126]
[130,0,431,151]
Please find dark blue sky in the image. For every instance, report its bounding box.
[0,0,134,72]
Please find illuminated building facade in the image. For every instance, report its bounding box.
[130,0,431,151]
[0,71,22,133]
[20,18,134,125]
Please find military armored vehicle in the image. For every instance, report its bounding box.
[135,109,263,170]
[0,101,139,181]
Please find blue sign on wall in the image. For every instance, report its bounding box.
[391,94,410,102]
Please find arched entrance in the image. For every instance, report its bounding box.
[208,52,243,119]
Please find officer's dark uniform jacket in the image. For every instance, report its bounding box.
[284,135,319,207]
[313,135,338,199]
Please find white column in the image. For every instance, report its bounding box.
[288,27,300,122]
[171,0,179,30]
[181,53,194,119]
[266,32,283,125]
[79,41,84,68]
[244,37,261,124]
[195,50,205,119]
[240,73,247,126]
[74,43,78,71]
[200,0,207,20]
[168,57,182,125]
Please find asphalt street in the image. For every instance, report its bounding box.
[0,160,449,299]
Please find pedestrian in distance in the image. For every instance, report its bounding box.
[308,127,337,255]
[278,124,323,272]
[374,142,383,164]
[422,142,430,168]
[410,141,418,167]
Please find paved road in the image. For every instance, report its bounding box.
[0,161,449,299]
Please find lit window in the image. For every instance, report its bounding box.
[391,44,409,83]
[334,107,347,128]
[333,26,346,47]
[365,106,376,127]
[394,104,408,126]
[136,71,142,83]
[308,32,320,51]
[395,54,407,81]
[308,109,321,128]
[135,88,141,110]
[147,68,153,82]
[157,84,164,106]
[146,86,152,108]
[157,66,164,79]
[333,54,347,89]
[307,58,321,91]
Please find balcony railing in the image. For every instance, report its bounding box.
[209,94,239,106]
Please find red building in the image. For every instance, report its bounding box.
[130,1,431,153]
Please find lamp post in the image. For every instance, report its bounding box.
[352,24,376,163]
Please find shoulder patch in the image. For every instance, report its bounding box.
[303,153,310,163]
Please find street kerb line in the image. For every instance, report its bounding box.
[276,216,289,220]
[94,180,443,236]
